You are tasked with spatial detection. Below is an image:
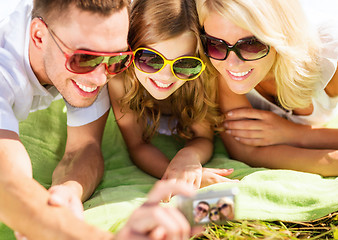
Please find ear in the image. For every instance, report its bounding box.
[30,18,48,50]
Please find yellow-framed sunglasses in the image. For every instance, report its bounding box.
[133,47,206,81]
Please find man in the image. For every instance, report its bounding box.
[193,201,210,223]
[0,0,195,239]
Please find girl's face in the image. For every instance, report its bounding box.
[209,209,220,221]
[204,12,276,94]
[134,32,197,100]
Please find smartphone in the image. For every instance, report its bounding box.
[176,187,238,226]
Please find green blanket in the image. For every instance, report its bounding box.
[1,99,338,239]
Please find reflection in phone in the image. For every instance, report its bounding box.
[192,196,234,224]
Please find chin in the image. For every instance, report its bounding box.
[228,84,252,95]
[63,98,96,108]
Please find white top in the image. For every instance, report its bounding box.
[247,0,338,127]
[0,0,110,134]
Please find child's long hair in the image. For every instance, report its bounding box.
[197,0,321,110]
[120,0,222,142]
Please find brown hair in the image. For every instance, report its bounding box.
[120,0,222,142]
[32,0,130,23]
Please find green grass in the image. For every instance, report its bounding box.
[192,212,338,240]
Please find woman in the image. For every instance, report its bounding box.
[196,0,338,176]
[217,197,234,221]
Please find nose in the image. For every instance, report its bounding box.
[225,51,244,67]
[86,64,108,86]
[157,64,175,80]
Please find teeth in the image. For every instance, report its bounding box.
[229,69,252,77]
[75,82,98,93]
[154,80,172,88]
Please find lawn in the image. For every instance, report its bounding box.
[193,212,338,240]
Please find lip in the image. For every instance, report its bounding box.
[71,80,100,97]
[227,69,253,81]
[149,78,175,91]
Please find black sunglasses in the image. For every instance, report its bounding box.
[209,211,219,216]
[218,203,229,211]
[201,33,270,61]
[197,206,209,214]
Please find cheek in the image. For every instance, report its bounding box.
[44,51,67,80]
[175,80,186,90]
[134,69,148,84]
[255,56,275,78]
[209,60,224,73]
[259,50,276,74]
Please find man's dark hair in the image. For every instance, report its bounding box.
[32,0,130,22]
[197,201,210,207]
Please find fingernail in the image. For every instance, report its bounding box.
[234,137,240,141]
[227,111,233,117]
[226,130,231,134]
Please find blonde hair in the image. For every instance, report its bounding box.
[216,197,234,220]
[197,0,321,110]
[120,0,222,142]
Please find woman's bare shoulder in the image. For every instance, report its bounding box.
[324,65,338,97]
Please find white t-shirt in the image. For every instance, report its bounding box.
[247,0,338,127]
[0,0,110,134]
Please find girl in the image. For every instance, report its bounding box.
[108,0,235,200]
[196,0,338,176]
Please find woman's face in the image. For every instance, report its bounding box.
[204,12,276,94]
[219,203,231,217]
[134,32,197,100]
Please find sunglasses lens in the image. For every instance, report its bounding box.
[197,206,208,213]
[106,54,133,74]
[67,53,133,74]
[203,34,269,61]
[68,54,103,73]
[173,58,203,80]
[237,39,269,60]
[134,49,164,73]
[205,37,228,60]
[210,211,218,216]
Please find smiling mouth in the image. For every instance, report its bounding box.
[228,69,253,77]
[151,78,174,89]
[75,81,98,93]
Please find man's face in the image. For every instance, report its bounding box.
[194,202,209,222]
[42,6,129,108]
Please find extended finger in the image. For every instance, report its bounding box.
[225,119,264,131]
[226,129,264,139]
[226,108,267,120]
[213,174,239,183]
[233,136,268,146]
[204,168,234,176]
[147,180,194,205]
